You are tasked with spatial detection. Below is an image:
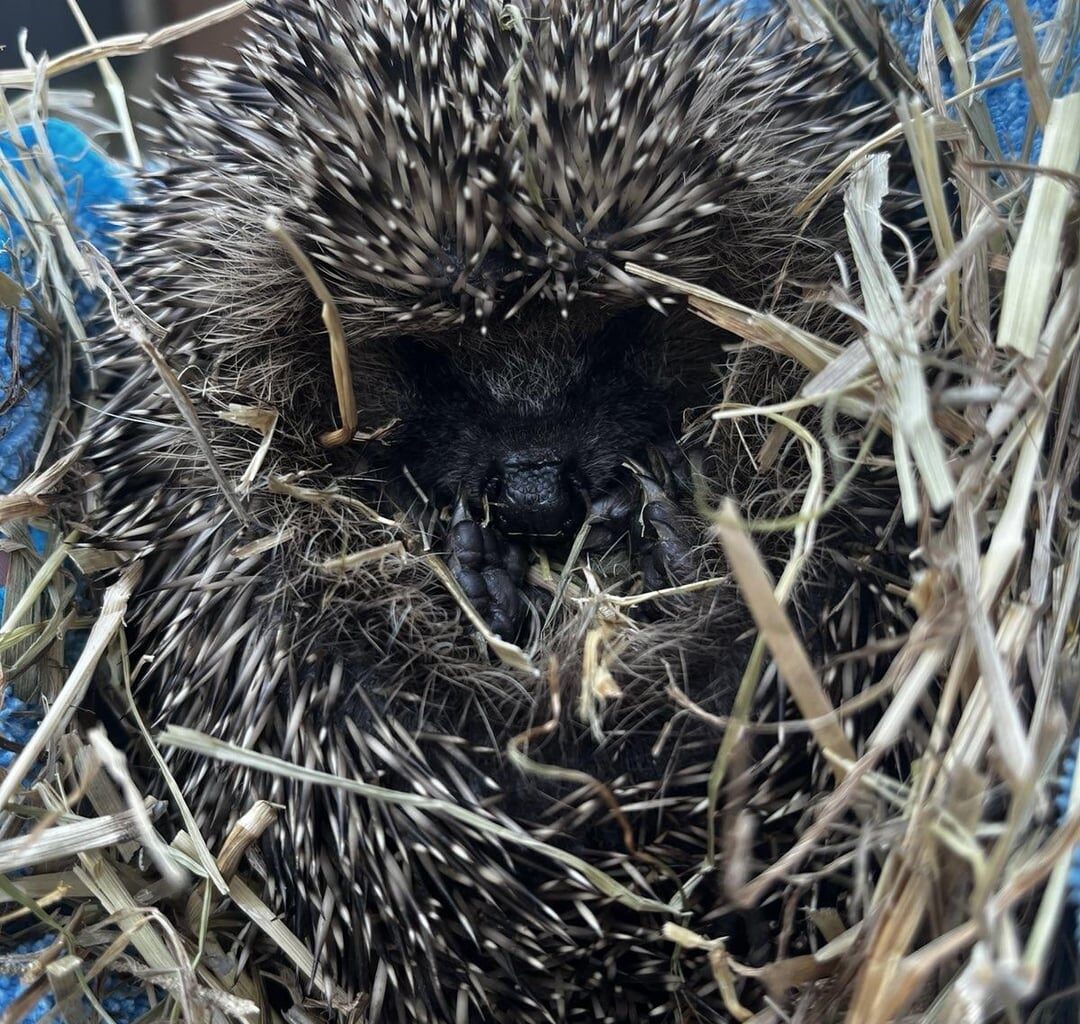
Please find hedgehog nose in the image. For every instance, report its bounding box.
[486,455,584,539]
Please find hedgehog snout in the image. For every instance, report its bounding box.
[484,453,587,540]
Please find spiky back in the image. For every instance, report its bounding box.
[137,0,869,348]
[73,2,902,1021]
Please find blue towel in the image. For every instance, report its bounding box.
[883,0,1063,155]
[1059,740,1080,948]
[0,689,39,771]
[0,936,149,1024]
[0,120,129,495]
[0,121,143,1024]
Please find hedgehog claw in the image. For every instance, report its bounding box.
[647,440,693,495]
[639,488,695,592]
[580,470,695,590]
[448,509,526,640]
[582,484,638,553]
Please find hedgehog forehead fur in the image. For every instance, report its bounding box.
[78,0,906,1019]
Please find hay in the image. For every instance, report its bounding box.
[0,1,1078,1022]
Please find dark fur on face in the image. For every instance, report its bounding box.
[390,309,673,532]
[379,304,707,639]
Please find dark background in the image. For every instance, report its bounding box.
[0,1,244,83]
[2,1,129,64]
[1,1,249,147]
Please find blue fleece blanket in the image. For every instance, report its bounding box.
[0,1,1069,1020]
[0,121,146,1023]
[0,120,128,494]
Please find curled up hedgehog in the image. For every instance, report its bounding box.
[71,0,910,1020]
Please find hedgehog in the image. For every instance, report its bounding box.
[72,0,906,1020]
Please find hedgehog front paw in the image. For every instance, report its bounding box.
[448,512,527,640]
[638,478,695,592]
[582,483,637,554]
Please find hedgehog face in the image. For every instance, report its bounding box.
[388,307,672,543]
[132,0,844,644]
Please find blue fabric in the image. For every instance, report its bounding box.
[0,936,150,1024]
[0,689,39,771]
[881,0,1062,155]
[0,120,129,497]
[0,119,128,719]
[0,122,137,1023]
[0,691,149,1023]
[1058,740,1080,947]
